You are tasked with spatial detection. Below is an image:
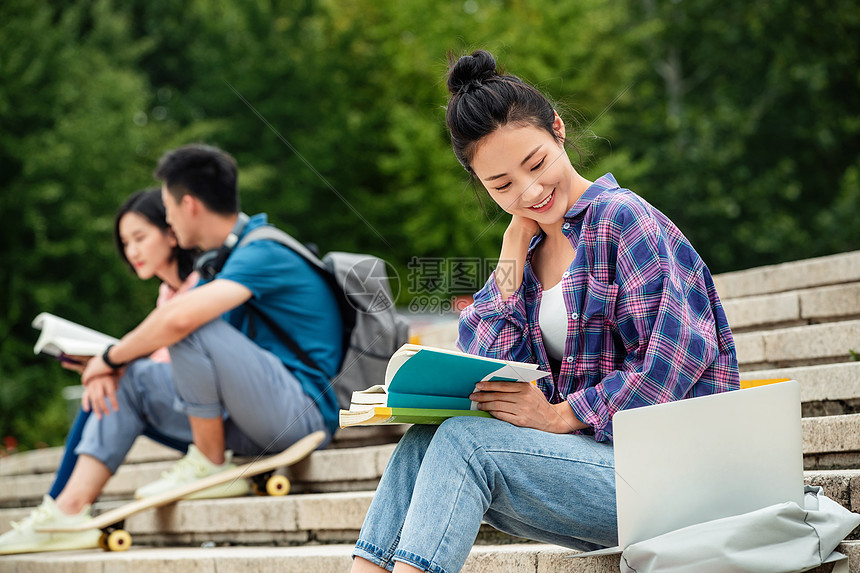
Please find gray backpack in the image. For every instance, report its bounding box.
[237,225,409,410]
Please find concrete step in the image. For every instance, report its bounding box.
[713,249,860,300]
[804,415,860,470]
[0,491,372,545]
[741,362,860,416]
[0,425,405,480]
[0,443,396,508]
[723,283,860,333]
[735,319,860,368]
[0,541,856,573]
[0,436,180,478]
[2,468,858,545]
[0,544,614,573]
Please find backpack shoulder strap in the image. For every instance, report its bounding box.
[236,224,347,322]
[237,226,328,274]
[235,225,330,375]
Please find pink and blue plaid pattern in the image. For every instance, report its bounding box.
[458,173,739,442]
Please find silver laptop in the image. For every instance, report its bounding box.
[575,380,804,557]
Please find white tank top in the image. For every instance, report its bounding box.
[539,281,568,361]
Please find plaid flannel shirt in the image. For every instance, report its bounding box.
[458,173,739,442]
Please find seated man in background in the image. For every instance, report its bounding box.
[1,144,344,554]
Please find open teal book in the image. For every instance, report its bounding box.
[339,344,550,428]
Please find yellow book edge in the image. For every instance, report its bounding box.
[339,406,492,428]
[739,378,790,390]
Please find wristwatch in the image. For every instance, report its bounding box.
[102,344,127,370]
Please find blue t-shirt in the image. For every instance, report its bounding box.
[201,213,343,434]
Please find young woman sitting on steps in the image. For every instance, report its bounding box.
[350,49,740,573]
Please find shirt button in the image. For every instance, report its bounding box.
[563,223,570,230]
[566,356,574,363]
[562,271,570,278]
[571,312,579,320]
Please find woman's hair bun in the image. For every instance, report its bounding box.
[447,49,498,96]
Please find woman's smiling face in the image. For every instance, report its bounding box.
[118,212,176,281]
[470,118,575,224]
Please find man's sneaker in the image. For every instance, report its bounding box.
[134,445,250,500]
[0,495,100,555]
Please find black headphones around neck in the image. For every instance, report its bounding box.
[193,212,250,281]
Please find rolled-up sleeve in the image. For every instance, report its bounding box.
[457,271,533,364]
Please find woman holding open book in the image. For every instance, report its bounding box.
[0,189,198,555]
[351,50,739,573]
[51,188,199,494]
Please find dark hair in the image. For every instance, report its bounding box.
[445,49,566,173]
[114,188,196,281]
[153,144,239,214]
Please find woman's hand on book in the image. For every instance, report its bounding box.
[470,380,587,433]
[59,354,90,374]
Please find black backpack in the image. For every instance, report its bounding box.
[236,225,409,410]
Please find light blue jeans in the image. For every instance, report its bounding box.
[353,416,617,573]
[75,319,329,473]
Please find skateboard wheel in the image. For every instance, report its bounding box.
[266,475,290,496]
[106,529,132,552]
[98,532,109,551]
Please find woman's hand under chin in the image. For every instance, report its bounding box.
[506,214,541,240]
[495,214,541,300]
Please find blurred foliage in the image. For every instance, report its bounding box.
[1,0,858,449]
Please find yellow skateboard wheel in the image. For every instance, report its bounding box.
[266,475,290,496]
[98,533,109,551]
[106,529,132,552]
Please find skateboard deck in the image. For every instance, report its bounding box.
[38,430,325,550]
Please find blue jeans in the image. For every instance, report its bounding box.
[353,416,617,573]
[48,408,90,499]
[48,407,191,498]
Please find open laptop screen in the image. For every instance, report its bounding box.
[612,380,804,548]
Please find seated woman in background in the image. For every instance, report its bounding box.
[350,49,739,573]
[0,188,198,555]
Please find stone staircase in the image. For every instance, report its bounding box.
[2,250,860,572]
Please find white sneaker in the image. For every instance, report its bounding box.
[134,445,250,500]
[0,495,100,555]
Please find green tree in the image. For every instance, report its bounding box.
[118,0,635,293]
[0,0,170,448]
[589,0,860,272]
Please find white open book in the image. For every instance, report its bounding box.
[32,312,119,358]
